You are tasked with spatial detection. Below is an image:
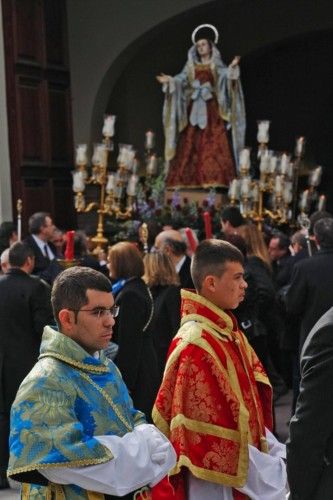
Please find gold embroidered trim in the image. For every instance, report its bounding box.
[152,406,170,438]
[173,454,247,487]
[78,370,132,432]
[182,314,232,340]
[39,353,109,373]
[180,290,234,334]
[133,486,151,499]
[87,491,105,500]
[8,454,112,477]
[170,413,241,441]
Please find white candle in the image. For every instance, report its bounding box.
[106,174,115,193]
[241,177,251,197]
[318,194,326,211]
[275,175,282,194]
[295,136,305,156]
[259,151,271,174]
[92,143,106,165]
[127,174,138,196]
[252,182,259,202]
[102,115,116,137]
[257,120,270,143]
[300,189,309,211]
[239,148,251,170]
[145,130,155,150]
[280,153,290,175]
[146,154,158,175]
[76,144,88,165]
[309,166,322,187]
[72,170,86,193]
[269,156,277,174]
[228,179,239,199]
[283,182,292,204]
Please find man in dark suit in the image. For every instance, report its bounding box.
[286,217,333,352]
[24,211,61,284]
[0,242,53,487]
[154,229,194,289]
[287,306,333,499]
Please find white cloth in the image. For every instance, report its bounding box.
[175,254,186,274]
[32,234,55,260]
[40,424,176,497]
[188,428,287,500]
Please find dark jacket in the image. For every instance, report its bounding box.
[150,284,181,379]
[286,248,333,350]
[287,307,333,500]
[24,235,61,284]
[113,277,159,420]
[178,255,194,289]
[0,269,53,412]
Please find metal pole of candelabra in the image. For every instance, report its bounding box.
[291,137,305,226]
[16,199,22,242]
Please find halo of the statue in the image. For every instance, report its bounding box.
[191,24,219,45]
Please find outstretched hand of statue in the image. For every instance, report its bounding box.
[230,55,241,68]
[156,73,172,85]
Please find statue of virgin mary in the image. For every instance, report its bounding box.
[157,24,246,189]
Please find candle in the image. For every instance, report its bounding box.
[280,153,290,175]
[295,136,305,157]
[146,154,158,175]
[126,174,138,196]
[185,227,198,253]
[64,230,75,261]
[75,144,88,165]
[259,151,271,174]
[269,155,277,174]
[228,179,239,200]
[309,166,322,187]
[203,211,212,239]
[145,130,155,150]
[92,143,106,165]
[300,190,309,211]
[275,175,282,194]
[106,174,115,193]
[72,170,85,193]
[257,120,270,143]
[252,182,259,203]
[241,177,251,197]
[102,115,116,137]
[283,182,292,204]
[239,148,251,173]
[317,194,326,212]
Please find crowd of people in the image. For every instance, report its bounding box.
[0,205,332,499]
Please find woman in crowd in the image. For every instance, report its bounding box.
[108,242,159,421]
[143,252,181,379]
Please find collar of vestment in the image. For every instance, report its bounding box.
[180,289,237,340]
[39,325,109,374]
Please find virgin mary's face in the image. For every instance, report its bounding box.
[196,39,211,57]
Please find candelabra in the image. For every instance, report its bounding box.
[228,121,301,229]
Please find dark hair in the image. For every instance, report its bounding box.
[191,239,244,291]
[51,266,111,324]
[108,241,144,280]
[9,242,34,267]
[309,210,333,236]
[28,212,50,235]
[164,238,187,256]
[0,221,17,254]
[221,206,245,228]
[271,231,290,250]
[314,217,333,248]
[224,234,247,258]
[195,37,213,60]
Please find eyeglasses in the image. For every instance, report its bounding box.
[70,305,119,319]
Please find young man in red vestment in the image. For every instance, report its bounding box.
[152,239,287,500]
